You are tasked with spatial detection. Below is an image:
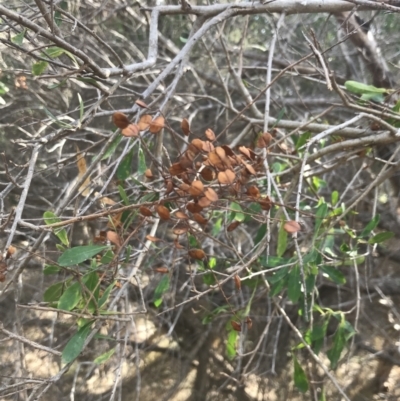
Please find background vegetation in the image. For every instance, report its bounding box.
[1,0,400,400]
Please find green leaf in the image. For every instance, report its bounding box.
[269,276,287,296]
[202,272,216,285]
[153,275,170,307]
[277,222,288,257]
[327,321,346,369]
[261,256,289,268]
[312,320,329,355]
[331,191,339,206]
[58,282,82,311]
[32,61,48,76]
[314,202,328,238]
[345,80,387,95]
[360,93,385,103]
[43,211,69,246]
[295,131,311,150]
[82,272,100,312]
[212,217,223,236]
[58,245,108,267]
[11,29,26,45]
[94,348,115,365]
[393,99,400,113]
[360,215,380,238]
[254,224,266,246]
[44,46,65,58]
[230,202,245,222]
[226,329,238,359]
[100,250,114,264]
[102,135,122,160]
[138,147,146,175]
[118,185,129,206]
[43,210,61,225]
[61,322,92,364]
[54,10,62,26]
[43,265,60,275]
[293,354,309,393]
[288,265,301,303]
[47,78,68,90]
[0,81,9,96]
[43,281,64,302]
[117,148,134,181]
[368,231,394,244]
[98,282,115,308]
[268,266,289,284]
[321,266,346,285]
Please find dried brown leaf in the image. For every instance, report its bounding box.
[149,116,165,133]
[146,235,161,242]
[227,221,241,232]
[231,321,242,332]
[256,132,272,148]
[204,187,218,202]
[156,205,170,220]
[170,163,185,176]
[153,267,169,274]
[140,206,153,217]
[198,196,212,208]
[218,170,235,185]
[187,202,203,213]
[205,128,216,142]
[234,274,241,290]
[122,124,140,137]
[145,169,154,179]
[245,163,256,175]
[6,245,16,259]
[138,114,152,131]
[247,185,260,198]
[238,146,256,160]
[107,231,121,247]
[246,317,253,330]
[189,180,204,196]
[76,146,91,197]
[202,141,214,153]
[175,211,189,219]
[283,220,301,234]
[174,239,185,249]
[200,167,215,181]
[188,248,206,260]
[191,138,204,153]
[135,99,148,109]
[259,196,273,211]
[181,118,190,136]
[113,112,130,129]
[192,213,208,225]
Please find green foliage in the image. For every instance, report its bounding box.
[94,348,115,365]
[58,282,82,311]
[11,29,26,45]
[153,275,170,307]
[117,148,134,180]
[62,322,93,364]
[293,354,309,393]
[226,328,238,359]
[43,211,69,246]
[32,61,49,76]
[344,80,388,102]
[58,245,109,267]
